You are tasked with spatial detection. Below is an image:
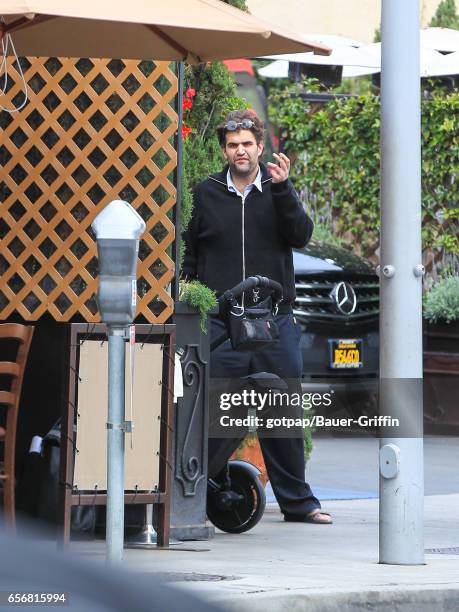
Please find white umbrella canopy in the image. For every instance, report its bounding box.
[0,0,330,61]
[293,33,365,49]
[342,64,380,78]
[359,42,450,78]
[426,50,459,77]
[258,59,289,78]
[263,45,379,68]
[420,27,459,53]
[258,28,459,81]
[258,57,380,79]
[259,33,377,79]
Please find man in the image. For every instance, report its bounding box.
[183,109,331,524]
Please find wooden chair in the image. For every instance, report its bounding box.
[0,324,34,530]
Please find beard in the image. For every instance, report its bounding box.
[229,157,257,177]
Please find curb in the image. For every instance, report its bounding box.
[218,587,459,612]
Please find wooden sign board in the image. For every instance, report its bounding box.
[73,341,162,491]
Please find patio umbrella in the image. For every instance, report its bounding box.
[262,45,380,68]
[258,57,380,80]
[359,42,449,78]
[0,0,330,61]
[258,33,377,79]
[420,27,459,53]
[259,39,454,80]
[287,33,365,49]
[425,50,459,77]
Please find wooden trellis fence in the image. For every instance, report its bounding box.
[0,57,178,323]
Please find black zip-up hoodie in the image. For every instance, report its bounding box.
[182,162,314,311]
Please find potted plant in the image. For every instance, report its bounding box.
[423,275,459,431]
[423,275,459,352]
[178,279,217,332]
[171,280,217,540]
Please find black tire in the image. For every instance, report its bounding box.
[207,461,266,534]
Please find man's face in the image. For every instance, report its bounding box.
[223,129,264,177]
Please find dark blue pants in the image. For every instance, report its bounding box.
[209,313,321,516]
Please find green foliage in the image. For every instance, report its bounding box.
[312,223,344,248]
[424,276,459,322]
[180,0,248,203]
[182,62,249,196]
[269,81,459,262]
[429,0,459,28]
[179,280,217,331]
[180,62,248,273]
[421,88,459,258]
[179,0,250,272]
[333,76,375,96]
[304,426,314,463]
[225,0,247,9]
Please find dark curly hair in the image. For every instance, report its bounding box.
[216,108,265,146]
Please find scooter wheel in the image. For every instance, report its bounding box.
[207,461,266,534]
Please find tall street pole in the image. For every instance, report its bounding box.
[106,326,127,564]
[379,0,424,565]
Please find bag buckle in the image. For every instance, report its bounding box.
[230,304,245,317]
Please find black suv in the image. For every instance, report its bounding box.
[293,241,379,418]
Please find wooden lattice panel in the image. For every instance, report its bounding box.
[0,58,177,322]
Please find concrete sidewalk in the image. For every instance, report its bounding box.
[70,492,459,611]
[65,436,459,609]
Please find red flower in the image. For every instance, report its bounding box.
[182,125,192,139]
[183,98,193,110]
[185,88,196,98]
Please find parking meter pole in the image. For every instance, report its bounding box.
[91,200,145,563]
[106,326,126,564]
[379,0,424,565]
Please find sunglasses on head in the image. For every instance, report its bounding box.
[225,119,254,131]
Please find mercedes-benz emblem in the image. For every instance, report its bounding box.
[330,281,357,315]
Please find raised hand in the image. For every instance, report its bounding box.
[267,152,291,183]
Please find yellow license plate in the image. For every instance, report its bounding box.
[329,339,363,369]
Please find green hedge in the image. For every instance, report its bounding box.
[269,81,459,267]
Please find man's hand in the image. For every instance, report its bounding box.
[267,152,291,183]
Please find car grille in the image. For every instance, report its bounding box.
[294,275,379,321]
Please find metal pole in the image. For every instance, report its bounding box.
[107,327,126,564]
[379,0,424,565]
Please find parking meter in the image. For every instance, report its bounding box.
[91,200,146,326]
[91,200,145,564]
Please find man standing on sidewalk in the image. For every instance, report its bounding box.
[183,108,331,524]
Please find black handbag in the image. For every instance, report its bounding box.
[227,294,279,351]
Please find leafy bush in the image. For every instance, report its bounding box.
[180,0,249,235]
[179,8,249,274]
[269,80,459,266]
[424,276,459,323]
[312,223,344,248]
[179,280,217,331]
[304,425,314,463]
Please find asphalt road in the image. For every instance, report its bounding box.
[266,434,459,502]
